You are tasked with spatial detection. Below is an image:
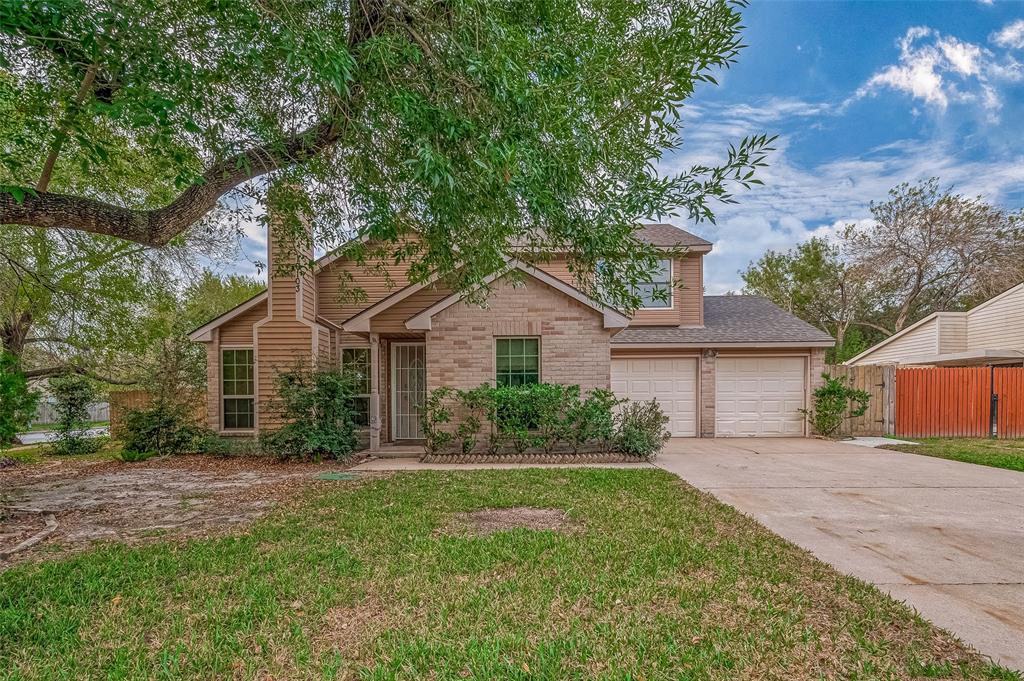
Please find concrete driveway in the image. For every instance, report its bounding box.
[656,438,1024,671]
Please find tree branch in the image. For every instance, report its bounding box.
[2,115,345,247]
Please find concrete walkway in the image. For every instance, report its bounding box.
[350,457,653,471]
[655,438,1024,671]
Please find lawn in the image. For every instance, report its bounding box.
[1,469,1017,680]
[884,438,1024,472]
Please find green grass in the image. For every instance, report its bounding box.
[24,420,109,433]
[884,438,1024,472]
[1,441,119,466]
[1,470,1017,680]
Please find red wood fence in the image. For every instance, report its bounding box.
[895,367,1024,438]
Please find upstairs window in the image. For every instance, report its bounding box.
[495,338,540,386]
[635,259,673,309]
[341,347,371,426]
[222,349,254,430]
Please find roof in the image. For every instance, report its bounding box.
[636,223,712,248]
[187,291,268,342]
[611,295,834,346]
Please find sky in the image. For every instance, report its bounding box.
[674,0,1024,293]
[224,1,1024,293]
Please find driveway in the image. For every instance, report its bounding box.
[656,438,1024,671]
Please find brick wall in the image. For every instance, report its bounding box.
[699,349,718,437]
[426,276,612,392]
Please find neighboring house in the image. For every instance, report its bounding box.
[189,222,833,447]
[846,282,1024,367]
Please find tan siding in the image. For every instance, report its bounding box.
[427,275,612,393]
[369,283,454,333]
[255,321,313,430]
[219,301,267,344]
[966,285,1024,350]
[939,314,968,354]
[850,317,938,365]
[315,237,421,325]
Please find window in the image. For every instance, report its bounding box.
[635,258,673,309]
[341,347,371,426]
[495,338,540,386]
[222,349,254,429]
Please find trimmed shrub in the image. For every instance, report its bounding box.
[421,386,455,455]
[49,373,103,456]
[567,388,619,453]
[801,373,871,438]
[615,399,670,458]
[260,365,360,461]
[0,352,39,451]
[121,403,212,458]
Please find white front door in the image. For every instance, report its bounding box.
[391,342,426,440]
[715,356,806,437]
[611,357,698,437]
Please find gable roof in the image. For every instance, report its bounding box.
[405,260,630,330]
[611,295,834,346]
[636,223,712,249]
[187,291,268,342]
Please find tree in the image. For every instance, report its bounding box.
[0,351,39,450]
[844,179,1024,334]
[1,0,772,312]
[741,237,872,362]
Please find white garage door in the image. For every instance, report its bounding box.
[716,357,806,437]
[611,357,697,437]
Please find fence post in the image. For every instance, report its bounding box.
[883,366,895,436]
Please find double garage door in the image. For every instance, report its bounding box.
[610,356,806,437]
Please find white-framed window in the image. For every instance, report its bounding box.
[222,348,254,430]
[495,337,540,386]
[341,347,371,426]
[635,258,673,309]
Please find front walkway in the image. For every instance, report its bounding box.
[350,457,653,471]
[655,437,1024,671]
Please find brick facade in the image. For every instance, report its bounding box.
[426,275,612,393]
[699,349,718,437]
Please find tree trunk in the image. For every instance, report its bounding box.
[0,311,33,358]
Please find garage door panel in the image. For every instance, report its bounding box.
[612,357,697,437]
[716,356,806,437]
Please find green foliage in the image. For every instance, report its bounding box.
[121,403,211,458]
[117,448,155,463]
[0,352,39,450]
[48,373,102,456]
[3,0,771,313]
[261,364,359,461]
[421,386,455,456]
[801,374,871,439]
[615,400,670,458]
[567,388,619,453]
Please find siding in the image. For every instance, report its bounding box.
[850,317,938,365]
[369,283,453,333]
[315,237,421,325]
[938,314,968,354]
[966,284,1024,350]
[219,301,267,344]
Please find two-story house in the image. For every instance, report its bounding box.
[189,221,833,446]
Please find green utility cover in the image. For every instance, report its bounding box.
[316,471,358,481]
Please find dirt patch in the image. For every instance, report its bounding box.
[0,455,365,567]
[442,507,576,536]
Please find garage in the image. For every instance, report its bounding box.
[611,357,697,437]
[716,356,806,436]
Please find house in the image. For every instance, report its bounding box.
[189,221,833,447]
[845,282,1024,367]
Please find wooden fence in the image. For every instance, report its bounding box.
[108,390,206,439]
[893,366,1024,439]
[823,364,895,437]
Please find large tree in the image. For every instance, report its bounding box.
[0,0,771,311]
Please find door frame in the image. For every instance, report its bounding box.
[390,341,427,441]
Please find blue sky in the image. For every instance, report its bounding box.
[674,0,1024,293]
[224,1,1024,293]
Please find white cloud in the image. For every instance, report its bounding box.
[992,19,1024,49]
[851,26,1022,116]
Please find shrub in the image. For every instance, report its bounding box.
[0,352,39,451]
[421,387,455,455]
[801,373,871,439]
[261,364,359,461]
[118,448,155,463]
[566,388,619,453]
[616,399,670,458]
[121,402,211,457]
[454,386,488,454]
[48,373,103,456]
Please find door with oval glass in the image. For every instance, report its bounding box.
[391,342,426,440]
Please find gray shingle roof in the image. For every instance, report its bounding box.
[636,223,712,247]
[612,295,834,345]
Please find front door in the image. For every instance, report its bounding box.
[391,342,426,440]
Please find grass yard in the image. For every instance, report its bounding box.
[884,438,1024,472]
[1,469,1017,680]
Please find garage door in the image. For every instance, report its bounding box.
[611,357,697,437]
[716,357,806,436]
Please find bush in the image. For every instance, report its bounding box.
[615,399,670,458]
[261,365,359,461]
[48,373,103,456]
[0,352,39,451]
[421,387,455,455]
[801,373,871,439]
[566,388,619,453]
[121,402,212,457]
[118,448,155,463]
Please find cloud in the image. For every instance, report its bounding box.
[992,19,1024,49]
[850,26,1021,116]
